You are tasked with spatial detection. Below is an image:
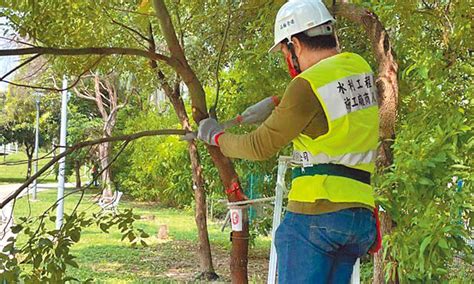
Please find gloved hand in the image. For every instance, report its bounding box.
[197,118,225,146]
[237,96,280,125]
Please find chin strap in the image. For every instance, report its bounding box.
[286,42,301,76]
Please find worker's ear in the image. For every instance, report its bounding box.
[291,37,303,58]
[280,43,290,57]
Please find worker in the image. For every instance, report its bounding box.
[197,0,381,283]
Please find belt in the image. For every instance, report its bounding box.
[291,163,371,185]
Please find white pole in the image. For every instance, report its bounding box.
[32,95,40,200]
[56,77,68,229]
[267,156,291,284]
[350,258,361,284]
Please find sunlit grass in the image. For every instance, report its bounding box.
[0,150,88,185]
[11,189,271,282]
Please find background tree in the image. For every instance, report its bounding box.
[74,73,131,196]
[65,94,102,188]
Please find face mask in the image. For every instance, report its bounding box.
[285,53,300,78]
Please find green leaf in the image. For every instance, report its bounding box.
[437,238,448,249]
[65,258,79,268]
[419,235,432,256]
[99,223,109,233]
[70,230,81,242]
[10,224,23,234]
[419,177,434,186]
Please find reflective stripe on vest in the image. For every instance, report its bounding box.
[292,149,376,166]
[288,52,379,208]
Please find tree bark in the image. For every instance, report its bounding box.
[148,18,217,275]
[74,160,81,189]
[163,78,218,280]
[25,142,34,179]
[188,140,219,280]
[98,141,112,196]
[152,1,249,282]
[80,73,123,198]
[334,3,399,283]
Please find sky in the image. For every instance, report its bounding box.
[0,16,19,92]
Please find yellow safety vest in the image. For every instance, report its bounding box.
[289,52,379,208]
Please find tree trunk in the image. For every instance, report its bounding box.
[373,211,396,283]
[206,146,248,284]
[188,140,219,280]
[74,160,81,189]
[25,143,34,179]
[98,140,113,197]
[161,81,218,279]
[148,17,218,278]
[334,3,399,283]
[152,1,250,281]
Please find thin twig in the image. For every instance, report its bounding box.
[0,54,41,81]
[0,129,188,208]
[17,57,51,81]
[104,9,151,43]
[0,146,57,166]
[211,2,232,119]
[110,6,155,17]
[71,140,130,217]
[0,36,36,47]
[1,55,104,92]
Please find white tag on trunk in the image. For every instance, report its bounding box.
[230,208,243,232]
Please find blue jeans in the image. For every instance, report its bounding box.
[275,208,376,284]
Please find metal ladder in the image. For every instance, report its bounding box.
[267,156,360,284]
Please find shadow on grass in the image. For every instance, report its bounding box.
[0,177,27,184]
[69,238,269,283]
[0,177,57,184]
[69,240,204,282]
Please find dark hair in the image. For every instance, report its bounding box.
[282,33,337,51]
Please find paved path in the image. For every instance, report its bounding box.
[0,182,76,203]
[0,182,77,249]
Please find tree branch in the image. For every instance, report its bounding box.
[0,54,41,81]
[73,87,96,102]
[152,0,208,121]
[0,36,36,47]
[0,129,188,209]
[0,47,171,64]
[211,2,232,119]
[152,0,187,62]
[1,55,104,92]
[110,18,151,44]
[102,7,151,49]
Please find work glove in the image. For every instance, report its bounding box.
[197,118,224,146]
[236,96,280,125]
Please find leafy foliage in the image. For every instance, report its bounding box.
[113,110,194,207]
[368,0,473,281]
[0,202,148,283]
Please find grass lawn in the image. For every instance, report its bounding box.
[11,189,271,283]
[0,151,87,185]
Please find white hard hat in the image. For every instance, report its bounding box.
[269,0,336,52]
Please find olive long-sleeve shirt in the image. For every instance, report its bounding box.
[220,77,327,160]
[218,77,371,214]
